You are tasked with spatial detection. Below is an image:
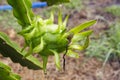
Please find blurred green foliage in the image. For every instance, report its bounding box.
[41,0,70,6]
[86,4,120,62]
[86,22,120,63]
[39,0,83,17]
[0,11,21,31]
[105,5,120,17]
[86,33,109,61]
[65,0,83,11]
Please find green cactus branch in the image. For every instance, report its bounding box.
[0,61,21,80]
[7,0,34,27]
[0,32,42,70]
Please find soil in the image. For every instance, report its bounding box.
[0,0,120,80]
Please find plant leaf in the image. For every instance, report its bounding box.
[41,56,48,74]
[69,45,84,50]
[71,30,93,43]
[67,50,79,58]
[0,32,42,70]
[69,20,96,34]
[33,37,44,53]
[70,37,90,51]
[50,50,61,70]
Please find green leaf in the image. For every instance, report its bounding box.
[69,20,96,34]
[50,50,61,70]
[71,30,93,43]
[0,61,21,80]
[67,50,79,58]
[41,0,70,6]
[58,11,62,26]
[7,0,34,27]
[24,42,33,57]
[33,37,44,53]
[63,15,69,27]
[70,37,90,51]
[0,32,42,70]
[41,56,48,74]
[44,12,54,24]
[69,45,85,50]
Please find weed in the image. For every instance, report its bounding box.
[0,11,21,31]
[86,22,120,65]
[105,5,120,17]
